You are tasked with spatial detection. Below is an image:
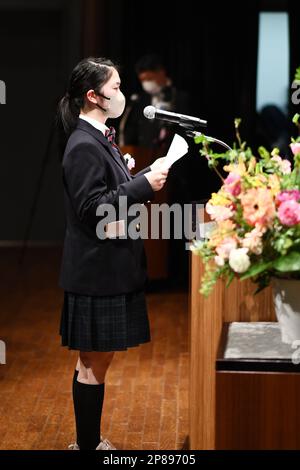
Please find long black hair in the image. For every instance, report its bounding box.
[57,57,117,152]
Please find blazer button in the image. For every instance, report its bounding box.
[136,223,140,232]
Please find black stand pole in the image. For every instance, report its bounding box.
[18,119,56,266]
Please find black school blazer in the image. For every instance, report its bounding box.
[58,118,154,296]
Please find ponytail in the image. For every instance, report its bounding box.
[57,94,80,138]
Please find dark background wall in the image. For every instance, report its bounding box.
[0,0,81,242]
[0,0,299,242]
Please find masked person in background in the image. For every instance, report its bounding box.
[119,54,192,287]
[118,54,190,153]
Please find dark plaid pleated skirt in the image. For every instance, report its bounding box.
[59,289,151,352]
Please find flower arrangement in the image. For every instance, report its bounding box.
[191,115,300,297]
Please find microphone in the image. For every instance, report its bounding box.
[143,105,207,129]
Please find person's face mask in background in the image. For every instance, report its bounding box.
[141,80,162,95]
[97,89,126,118]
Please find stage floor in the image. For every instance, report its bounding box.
[0,247,188,450]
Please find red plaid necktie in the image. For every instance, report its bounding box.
[105,126,119,153]
[105,126,130,175]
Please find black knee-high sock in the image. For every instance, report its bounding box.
[72,370,105,450]
[72,369,79,402]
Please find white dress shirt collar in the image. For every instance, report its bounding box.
[79,114,109,135]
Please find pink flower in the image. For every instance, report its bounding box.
[215,236,238,260]
[239,188,276,227]
[276,190,300,205]
[290,143,300,156]
[278,200,300,226]
[281,160,292,174]
[241,225,266,255]
[206,203,234,222]
[271,155,291,174]
[224,172,241,196]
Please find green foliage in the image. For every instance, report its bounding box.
[273,251,300,272]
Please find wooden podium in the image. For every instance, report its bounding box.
[189,252,276,449]
[120,145,169,281]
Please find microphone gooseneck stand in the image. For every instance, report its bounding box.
[184,127,233,152]
[182,123,233,184]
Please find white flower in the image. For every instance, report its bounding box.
[229,248,250,273]
[127,157,135,170]
[123,153,135,170]
[270,155,291,174]
[215,255,225,267]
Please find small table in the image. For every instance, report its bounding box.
[216,322,300,449]
[217,322,300,373]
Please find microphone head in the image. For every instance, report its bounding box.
[143,105,156,120]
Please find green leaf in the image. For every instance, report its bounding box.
[273,251,300,272]
[234,118,241,129]
[271,147,280,156]
[292,113,300,125]
[240,261,273,280]
[226,270,235,288]
[194,134,208,145]
[258,146,270,160]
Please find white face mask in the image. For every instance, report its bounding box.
[97,90,126,118]
[141,80,162,95]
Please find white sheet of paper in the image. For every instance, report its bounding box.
[163,134,189,168]
[105,220,125,238]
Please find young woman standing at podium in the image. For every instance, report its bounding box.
[57,57,168,450]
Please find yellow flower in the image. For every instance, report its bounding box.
[223,156,247,176]
[208,220,236,248]
[247,157,257,174]
[267,174,281,196]
[209,191,232,206]
[218,219,236,233]
[247,174,267,188]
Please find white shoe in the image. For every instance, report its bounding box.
[96,436,117,450]
[68,436,116,451]
[68,442,79,450]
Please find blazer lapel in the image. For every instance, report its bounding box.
[76,119,132,181]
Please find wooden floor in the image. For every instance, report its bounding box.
[0,247,189,450]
